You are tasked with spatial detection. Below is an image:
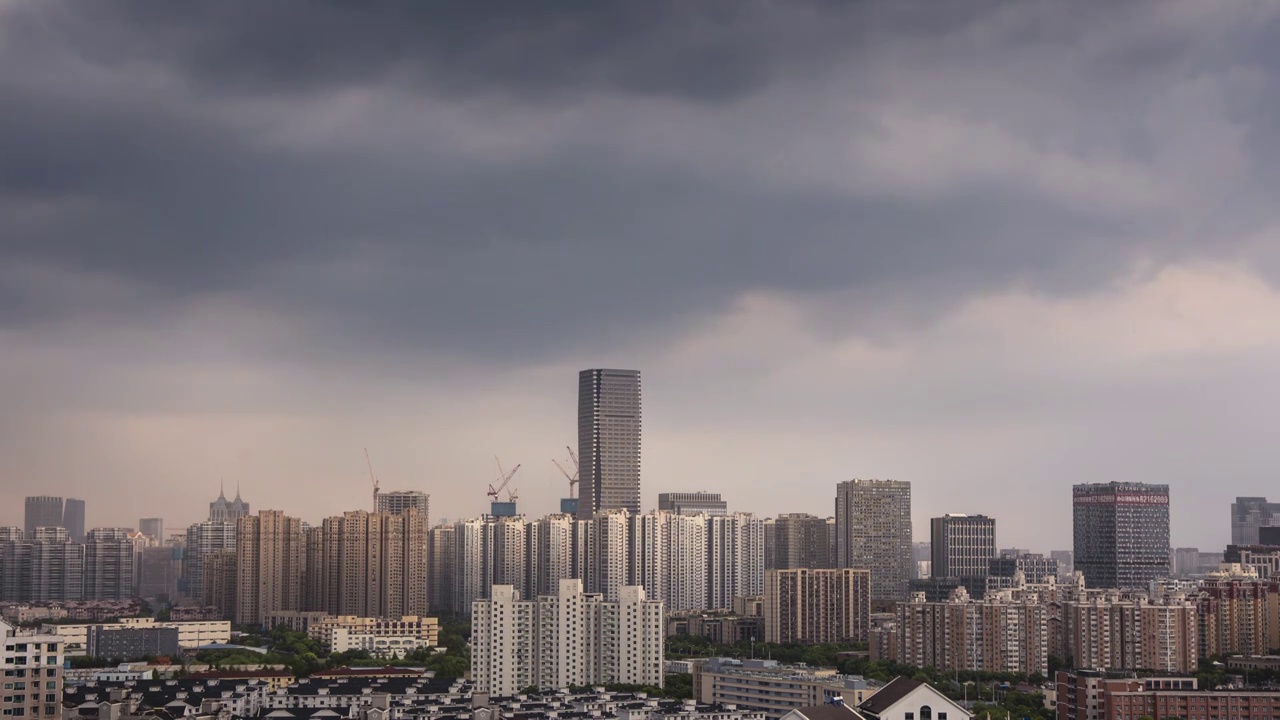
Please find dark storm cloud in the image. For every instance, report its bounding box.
[0,0,1275,359]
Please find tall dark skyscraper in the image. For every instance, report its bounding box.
[576,369,641,519]
[835,478,912,604]
[24,497,63,538]
[63,499,86,542]
[1073,482,1170,590]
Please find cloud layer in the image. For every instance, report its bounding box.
[3,0,1279,549]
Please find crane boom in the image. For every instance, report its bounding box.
[364,448,380,512]
[487,456,521,499]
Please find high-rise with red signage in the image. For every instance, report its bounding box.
[1073,482,1170,590]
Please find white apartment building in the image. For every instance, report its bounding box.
[41,618,230,656]
[1,619,64,720]
[471,579,664,695]
[489,515,528,599]
[630,511,667,606]
[529,514,575,598]
[452,518,488,615]
[708,514,765,610]
[329,628,433,658]
[667,513,709,613]
[591,510,631,602]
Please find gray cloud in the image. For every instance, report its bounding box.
[2,0,1279,548]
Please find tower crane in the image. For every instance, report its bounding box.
[365,448,380,512]
[487,456,521,503]
[553,445,580,499]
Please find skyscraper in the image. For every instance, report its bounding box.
[1232,497,1280,546]
[577,369,641,519]
[24,497,63,538]
[138,518,164,541]
[835,479,912,604]
[930,514,996,580]
[63,499,86,542]
[1073,482,1170,590]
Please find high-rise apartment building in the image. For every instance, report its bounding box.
[23,497,63,538]
[203,550,238,619]
[764,568,871,644]
[235,510,306,625]
[658,492,728,517]
[63,500,85,543]
[375,490,430,520]
[84,528,134,601]
[1062,595,1197,673]
[896,591,1048,675]
[452,518,489,614]
[590,509,631,602]
[489,515,528,599]
[0,528,84,603]
[209,486,250,523]
[930,514,996,585]
[1,619,64,720]
[305,509,429,619]
[577,369,641,519]
[835,479,912,603]
[528,514,575,598]
[629,510,667,605]
[1232,497,1280,546]
[667,513,710,613]
[771,514,835,570]
[708,513,765,610]
[135,545,176,601]
[184,520,237,606]
[138,518,164,542]
[426,523,456,614]
[471,579,664,695]
[1073,482,1171,590]
[1196,565,1280,657]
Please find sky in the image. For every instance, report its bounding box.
[3,0,1280,551]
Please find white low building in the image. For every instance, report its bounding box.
[329,627,434,658]
[42,618,231,656]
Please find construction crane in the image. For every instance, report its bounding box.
[487,456,521,502]
[365,448,380,512]
[552,445,580,499]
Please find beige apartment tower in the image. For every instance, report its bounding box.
[764,568,870,644]
[305,509,429,618]
[235,510,306,625]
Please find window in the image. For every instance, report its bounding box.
[921,706,933,720]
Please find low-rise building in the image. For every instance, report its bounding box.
[86,624,179,659]
[307,615,439,649]
[692,657,878,719]
[42,618,230,656]
[1055,670,1280,720]
[858,677,971,720]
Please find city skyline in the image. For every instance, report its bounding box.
[5,3,1280,552]
[1,459,1262,552]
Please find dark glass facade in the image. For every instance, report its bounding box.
[1073,482,1170,590]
